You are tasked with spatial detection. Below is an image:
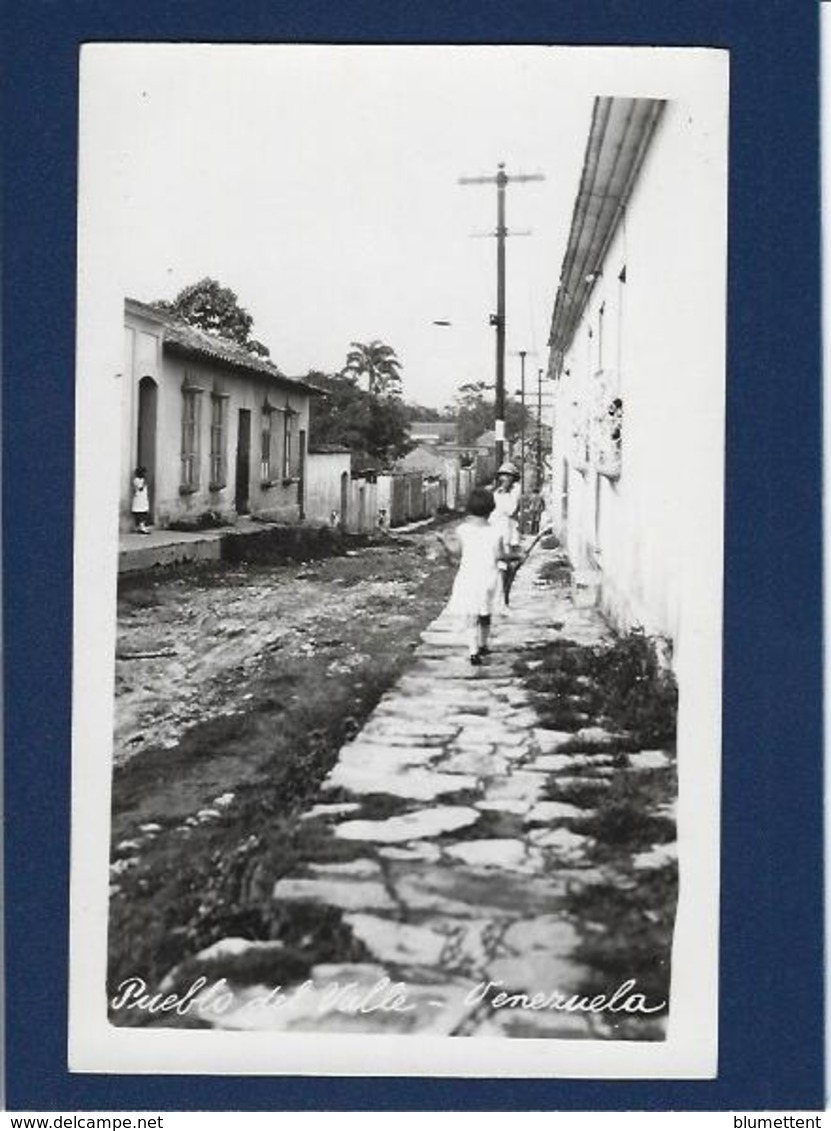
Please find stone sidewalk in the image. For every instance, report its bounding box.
[119,519,254,573]
[162,537,674,1039]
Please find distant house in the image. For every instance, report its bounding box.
[402,419,501,491]
[395,444,448,477]
[391,443,478,513]
[121,298,321,531]
[472,429,496,452]
[409,420,458,446]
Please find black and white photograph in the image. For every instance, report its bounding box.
[70,43,727,1077]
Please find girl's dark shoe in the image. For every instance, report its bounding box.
[469,653,482,666]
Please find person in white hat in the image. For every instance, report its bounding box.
[490,461,521,549]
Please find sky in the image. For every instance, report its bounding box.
[79,44,683,409]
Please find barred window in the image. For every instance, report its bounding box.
[283,411,299,479]
[209,394,229,489]
[180,386,203,491]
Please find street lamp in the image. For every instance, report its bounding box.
[510,349,539,496]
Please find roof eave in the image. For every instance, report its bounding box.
[126,296,322,394]
[547,97,666,376]
[163,337,312,390]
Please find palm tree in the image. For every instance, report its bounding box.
[344,340,403,399]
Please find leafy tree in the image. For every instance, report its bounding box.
[449,380,533,446]
[154,278,271,357]
[452,381,495,445]
[308,371,412,470]
[367,396,412,465]
[399,401,455,424]
[307,372,370,452]
[344,340,403,398]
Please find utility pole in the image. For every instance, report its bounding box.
[459,163,545,469]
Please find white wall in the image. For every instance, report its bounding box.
[344,477,378,534]
[551,97,727,672]
[306,452,351,524]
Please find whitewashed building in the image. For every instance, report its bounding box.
[547,95,727,665]
[121,299,322,531]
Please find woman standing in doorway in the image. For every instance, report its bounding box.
[131,466,151,534]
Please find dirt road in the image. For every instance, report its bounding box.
[109,526,458,993]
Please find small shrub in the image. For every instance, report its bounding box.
[571,802,675,849]
[537,560,572,584]
[544,779,611,808]
[168,510,227,532]
[515,630,677,750]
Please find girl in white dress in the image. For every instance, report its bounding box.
[444,487,510,665]
[131,466,151,534]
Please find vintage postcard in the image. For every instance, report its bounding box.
[70,43,727,1077]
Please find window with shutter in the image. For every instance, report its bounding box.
[180,384,203,492]
[209,393,229,489]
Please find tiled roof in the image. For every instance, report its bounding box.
[396,445,448,475]
[125,297,321,395]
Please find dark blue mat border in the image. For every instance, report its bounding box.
[3,0,823,1112]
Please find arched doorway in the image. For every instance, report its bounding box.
[137,376,158,520]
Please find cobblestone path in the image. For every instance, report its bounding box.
[161,540,675,1039]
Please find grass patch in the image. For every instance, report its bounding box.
[537,559,572,585]
[118,586,165,611]
[553,735,641,755]
[566,864,677,1028]
[570,804,675,850]
[441,807,525,842]
[266,900,371,965]
[543,779,612,809]
[515,626,678,1034]
[315,790,414,822]
[553,763,677,858]
[515,629,677,749]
